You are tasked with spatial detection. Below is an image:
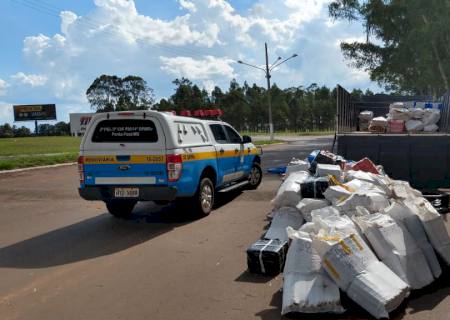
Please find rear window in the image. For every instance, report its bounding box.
[92,119,158,143]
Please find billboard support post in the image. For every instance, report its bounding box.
[35,120,38,135]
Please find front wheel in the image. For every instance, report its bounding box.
[247,162,262,190]
[105,200,137,218]
[192,177,215,217]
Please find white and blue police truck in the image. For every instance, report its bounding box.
[78,110,262,217]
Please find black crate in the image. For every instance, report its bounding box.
[300,177,330,199]
[246,239,288,276]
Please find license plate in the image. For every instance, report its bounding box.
[114,188,139,198]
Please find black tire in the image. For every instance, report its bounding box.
[247,162,262,190]
[105,200,137,218]
[192,177,215,217]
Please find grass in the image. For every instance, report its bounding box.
[0,136,81,170]
[0,135,288,170]
[241,130,334,136]
[253,140,284,145]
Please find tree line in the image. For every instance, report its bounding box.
[0,122,70,138]
[87,75,359,132]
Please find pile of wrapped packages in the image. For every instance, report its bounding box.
[358,101,442,133]
[246,150,450,319]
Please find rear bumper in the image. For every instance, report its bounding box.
[79,185,178,201]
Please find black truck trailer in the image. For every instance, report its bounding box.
[335,85,450,189]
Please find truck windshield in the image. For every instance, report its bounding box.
[91,119,158,143]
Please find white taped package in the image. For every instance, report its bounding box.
[285,158,310,177]
[404,197,450,265]
[359,111,374,121]
[311,209,358,236]
[405,119,424,132]
[383,202,441,278]
[296,198,330,222]
[281,228,344,315]
[265,207,303,243]
[390,180,422,200]
[315,164,342,181]
[410,108,425,119]
[345,171,392,196]
[336,192,390,216]
[323,186,352,205]
[313,232,409,319]
[345,179,386,195]
[354,213,434,289]
[271,171,310,209]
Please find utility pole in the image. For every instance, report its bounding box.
[265,42,274,141]
[237,44,298,141]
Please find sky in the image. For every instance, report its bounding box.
[0,0,379,126]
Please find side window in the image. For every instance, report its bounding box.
[224,125,242,144]
[210,124,228,143]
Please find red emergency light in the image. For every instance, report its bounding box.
[180,110,192,117]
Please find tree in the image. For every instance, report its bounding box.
[329,0,450,95]
[12,126,31,137]
[86,75,154,112]
[0,123,14,138]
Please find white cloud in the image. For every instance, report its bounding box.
[0,79,8,96]
[11,72,48,87]
[160,55,235,80]
[0,0,378,114]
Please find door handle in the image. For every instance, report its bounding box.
[219,149,225,153]
[234,149,239,153]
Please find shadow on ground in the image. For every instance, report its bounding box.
[0,191,243,269]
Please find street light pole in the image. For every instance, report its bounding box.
[237,44,298,141]
[264,42,274,141]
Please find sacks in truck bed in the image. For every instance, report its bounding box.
[271,171,310,209]
[354,213,434,289]
[323,186,352,205]
[265,207,304,243]
[282,227,344,315]
[247,239,288,276]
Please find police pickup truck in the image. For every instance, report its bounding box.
[78,111,262,217]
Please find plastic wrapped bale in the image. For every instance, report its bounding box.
[299,177,330,199]
[404,197,450,265]
[354,213,434,289]
[271,171,310,209]
[281,227,345,315]
[390,180,422,200]
[369,117,388,133]
[345,170,392,196]
[312,232,409,319]
[265,207,304,243]
[285,158,310,177]
[323,186,352,205]
[383,202,441,278]
[344,179,386,196]
[315,164,342,181]
[389,107,411,121]
[311,208,359,236]
[336,192,390,216]
[296,198,330,222]
[247,239,288,276]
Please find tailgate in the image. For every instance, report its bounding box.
[81,115,167,186]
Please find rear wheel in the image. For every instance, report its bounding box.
[192,177,215,217]
[105,200,137,218]
[247,162,262,190]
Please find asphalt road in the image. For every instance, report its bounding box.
[0,136,448,320]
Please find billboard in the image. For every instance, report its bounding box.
[13,104,57,121]
[70,113,95,136]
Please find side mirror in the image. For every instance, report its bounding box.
[242,135,252,144]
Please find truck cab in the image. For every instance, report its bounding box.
[78,110,262,217]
